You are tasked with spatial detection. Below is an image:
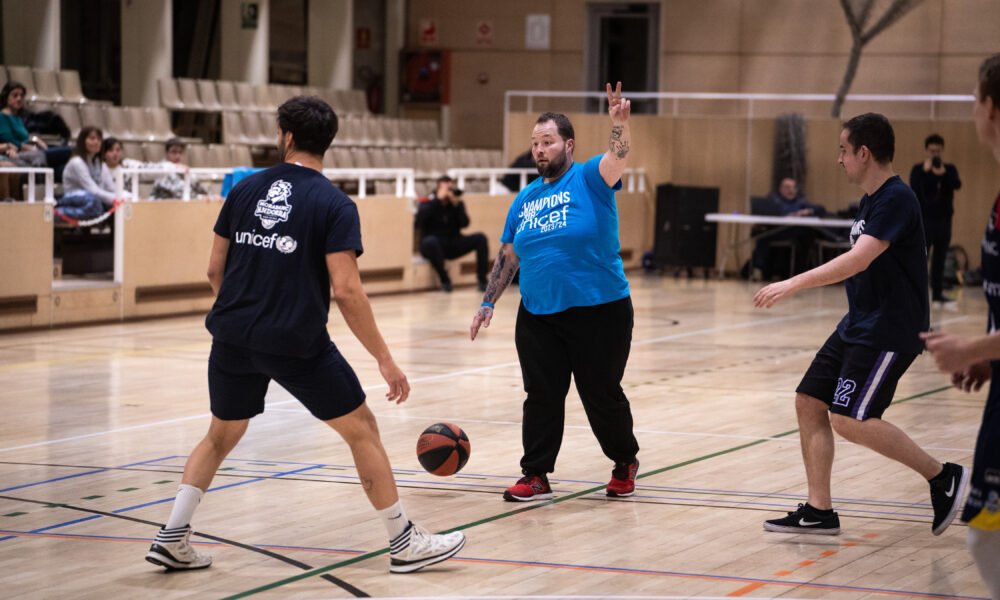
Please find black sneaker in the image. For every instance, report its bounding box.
[929,462,970,536]
[763,503,841,535]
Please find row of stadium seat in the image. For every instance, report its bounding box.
[322,147,504,174]
[221,112,444,148]
[32,103,178,143]
[1,65,96,105]
[118,142,253,169]
[158,78,369,115]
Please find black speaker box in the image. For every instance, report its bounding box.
[653,184,719,268]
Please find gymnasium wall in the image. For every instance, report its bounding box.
[407,0,1000,148]
[506,112,1000,271]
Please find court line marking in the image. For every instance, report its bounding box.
[222,385,952,599]
[0,455,174,494]
[0,529,984,600]
[0,310,832,454]
[0,498,369,597]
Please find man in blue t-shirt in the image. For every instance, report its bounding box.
[754,113,968,537]
[922,53,1000,598]
[469,83,640,502]
[145,97,464,575]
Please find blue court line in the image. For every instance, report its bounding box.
[0,463,324,543]
[155,455,938,510]
[135,465,938,519]
[0,455,177,494]
[0,528,985,600]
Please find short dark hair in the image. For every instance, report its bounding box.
[73,126,103,158]
[535,112,575,142]
[0,81,26,111]
[924,133,945,148]
[277,96,338,156]
[100,136,122,160]
[842,113,895,164]
[165,137,185,152]
[978,53,1000,107]
[436,175,454,185]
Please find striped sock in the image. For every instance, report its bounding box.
[389,522,414,555]
[164,484,204,530]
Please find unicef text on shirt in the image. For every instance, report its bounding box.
[234,231,298,254]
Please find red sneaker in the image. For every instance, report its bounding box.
[503,474,553,502]
[606,460,639,497]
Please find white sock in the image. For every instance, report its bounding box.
[378,500,410,541]
[164,484,204,530]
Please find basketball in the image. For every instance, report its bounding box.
[416,422,470,476]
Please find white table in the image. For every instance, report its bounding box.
[705,213,855,277]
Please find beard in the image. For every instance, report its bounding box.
[535,149,569,179]
[277,136,288,162]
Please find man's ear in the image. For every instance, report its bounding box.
[565,138,575,154]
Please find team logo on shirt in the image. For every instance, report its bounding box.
[516,191,571,234]
[254,179,293,229]
[849,219,865,247]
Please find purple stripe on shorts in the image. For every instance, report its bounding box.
[852,351,896,419]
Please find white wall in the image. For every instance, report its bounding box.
[120,0,172,107]
[307,0,352,90]
[221,0,270,84]
[2,0,60,69]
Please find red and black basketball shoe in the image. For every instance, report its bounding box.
[606,460,639,497]
[503,473,553,502]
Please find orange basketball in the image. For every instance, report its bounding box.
[416,422,471,476]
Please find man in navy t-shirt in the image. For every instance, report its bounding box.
[754,113,968,537]
[922,53,1000,598]
[145,97,464,575]
[469,83,640,502]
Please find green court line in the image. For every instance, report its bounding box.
[116,487,139,492]
[80,495,102,500]
[153,480,173,484]
[221,385,952,599]
[2,512,27,517]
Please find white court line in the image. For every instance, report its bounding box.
[0,310,839,454]
[268,408,975,453]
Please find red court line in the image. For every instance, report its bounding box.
[1,529,985,600]
[727,581,767,596]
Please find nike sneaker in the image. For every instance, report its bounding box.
[763,503,841,535]
[929,462,970,536]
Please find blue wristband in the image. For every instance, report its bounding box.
[481,302,495,308]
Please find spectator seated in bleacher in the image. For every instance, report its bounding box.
[56,127,112,221]
[99,137,128,197]
[415,175,489,292]
[63,127,117,208]
[0,81,71,179]
[751,177,833,280]
[149,138,207,199]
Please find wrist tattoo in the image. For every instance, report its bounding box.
[610,126,629,159]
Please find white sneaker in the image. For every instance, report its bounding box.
[389,522,465,573]
[145,525,212,571]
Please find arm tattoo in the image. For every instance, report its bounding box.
[610,125,629,159]
[482,247,519,305]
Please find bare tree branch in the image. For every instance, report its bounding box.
[831,0,925,117]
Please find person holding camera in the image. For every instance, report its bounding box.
[415,175,489,292]
[910,134,962,304]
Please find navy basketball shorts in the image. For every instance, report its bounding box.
[208,339,366,421]
[962,379,1000,530]
[796,331,917,421]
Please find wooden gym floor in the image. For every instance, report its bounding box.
[0,277,991,599]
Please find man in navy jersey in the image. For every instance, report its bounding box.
[922,53,1000,597]
[754,113,968,536]
[145,96,464,574]
[469,83,640,501]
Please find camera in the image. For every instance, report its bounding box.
[931,156,942,168]
[452,188,464,197]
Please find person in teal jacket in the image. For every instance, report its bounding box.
[0,81,71,178]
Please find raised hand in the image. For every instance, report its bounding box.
[606,81,631,125]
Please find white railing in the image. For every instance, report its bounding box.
[322,168,416,198]
[503,90,977,171]
[114,166,416,200]
[446,167,648,196]
[10,167,56,203]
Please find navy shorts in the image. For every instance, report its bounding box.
[796,331,916,421]
[208,339,366,421]
[962,378,1000,529]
